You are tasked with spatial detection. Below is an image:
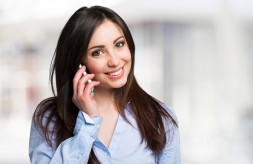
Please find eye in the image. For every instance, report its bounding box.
[91,50,103,57]
[115,41,125,48]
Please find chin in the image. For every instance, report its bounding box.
[113,80,127,88]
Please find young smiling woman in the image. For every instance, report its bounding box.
[29,6,180,164]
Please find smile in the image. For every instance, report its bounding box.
[105,68,123,77]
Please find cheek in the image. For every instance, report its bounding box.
[120,47,131,62]
[127,54,131,63]
[124,50,132,64]
[86,64,103,74]
[85,59,105,74]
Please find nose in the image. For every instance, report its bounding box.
[107,49,120,67]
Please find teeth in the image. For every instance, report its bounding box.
[108,69,122,76]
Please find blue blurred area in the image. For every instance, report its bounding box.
[0,0,253,163]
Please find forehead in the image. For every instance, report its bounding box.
[88,20,124,45]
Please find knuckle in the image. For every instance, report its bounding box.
[76,80,80,85]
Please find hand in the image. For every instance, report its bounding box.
[72,65,100,117]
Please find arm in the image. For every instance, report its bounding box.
[158,123,181,164]
[158,105,181,164]
[29,111,102,164]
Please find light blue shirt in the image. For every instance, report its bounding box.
[29,103,180,164]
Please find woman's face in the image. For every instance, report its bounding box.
[84,20,131,90]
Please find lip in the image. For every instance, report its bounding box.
[105,67,124,79]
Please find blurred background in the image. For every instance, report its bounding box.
[0,0,253,163]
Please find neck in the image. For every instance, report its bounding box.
[94,87,117,113]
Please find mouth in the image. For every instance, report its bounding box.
[105,67,123,77]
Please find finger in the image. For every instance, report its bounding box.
[73,65,87,96]
[84,81,100,98]
[77,74,95,98]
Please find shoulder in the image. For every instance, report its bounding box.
[32,97,57,132]
[154,100,179,133]
[30,98,58,152]
[34,97,56,115]
[126,99,178,123]
[159,101,178,122]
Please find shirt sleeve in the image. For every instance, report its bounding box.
[158,106,181,164]
[29,110,103,164]
[81,111,94,124]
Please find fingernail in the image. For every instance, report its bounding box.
[79,64,82,68]
[83,72,87,76]
[88,79,92,84]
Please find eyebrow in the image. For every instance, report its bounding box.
[87,36,125,51]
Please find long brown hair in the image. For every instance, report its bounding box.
[33,6,177,163]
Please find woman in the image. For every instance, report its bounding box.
[29,6,180,164]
